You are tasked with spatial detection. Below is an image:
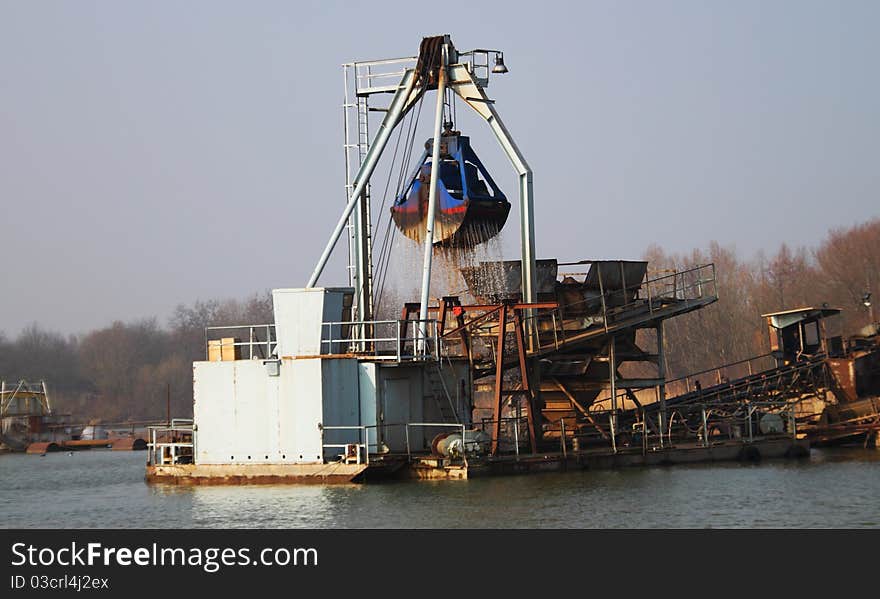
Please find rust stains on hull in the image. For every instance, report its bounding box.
[146,463,368,485]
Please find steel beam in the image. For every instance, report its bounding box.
[418,43,448,344]
[491,306,508,455]
[609,336,617,451]
[307,68,420,288]
[448,65,537,313]
[657,322,668,446]
[513,310,538,453]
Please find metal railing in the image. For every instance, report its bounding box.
[663,356,828,409]
[554,262,716,315]
[522,264,717,352]
[665,353,778,397]
[346,56,416,95]
[456,48,506,86]
[641,264,717,308]
[147,422,194,466]
[321,319,440,361]
[569,401,799,456]
[319,421,474,466]
[664,402,799,447]
[476,416,531,458]
[318,402,798,466]
[345,47,506,96]
[320,424,369,465]
[205,324,276,361]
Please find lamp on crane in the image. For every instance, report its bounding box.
[492,52,509,74]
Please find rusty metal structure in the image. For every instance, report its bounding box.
[387,258,722,457]
[1,380,54,451]
[641,307,880,449]
[448,260,721,453]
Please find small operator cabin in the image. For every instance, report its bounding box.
[763,307,843,367]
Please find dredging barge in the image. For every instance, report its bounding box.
[146,35,807,485]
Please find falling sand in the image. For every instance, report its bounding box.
[374,228,509,320]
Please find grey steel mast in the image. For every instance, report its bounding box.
[307,36,536,341]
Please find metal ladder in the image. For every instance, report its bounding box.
[342,64,358,291]
[356,94,374,315]
[341,65,374,319]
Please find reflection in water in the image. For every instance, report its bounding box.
[1,449,878,528]
[189,485,352,528]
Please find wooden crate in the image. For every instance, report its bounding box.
[208,337,240,361]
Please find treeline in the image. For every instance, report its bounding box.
[647,218,879,378]
[0,293,273,422]
[1,219,877,422]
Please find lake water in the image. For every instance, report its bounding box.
[1,449,878,528]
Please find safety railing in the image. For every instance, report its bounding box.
[569,400,799,456]
[520,264,717,352]
[320,424,370,465]
[663,357,828,409]
[147,422,194,466]
[345,48,507,96]
[204,324,276,361]
[346,56,417,95]
[562,410,635,454]
[664,353,778,397]
[319,421,476,466]
[663,401,798,447]
[641,264,717,307]
[456,48,507,87]
[321,319,440,361]
[475,416,532,458]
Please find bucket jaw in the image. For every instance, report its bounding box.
[391,132,510,247]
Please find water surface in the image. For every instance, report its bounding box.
[1,449,878,528]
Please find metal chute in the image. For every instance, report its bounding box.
[391,132,510,247]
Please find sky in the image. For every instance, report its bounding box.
[1,1,878,335]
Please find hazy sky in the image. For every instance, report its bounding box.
[1,1,878,335]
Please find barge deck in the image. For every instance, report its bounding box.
[146,435,808,485]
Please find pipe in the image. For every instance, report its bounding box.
[657,322,668,444]
[482,110,536,306]
[447,63,537,343]
[609,336,617,450]
[418,43,448,346]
